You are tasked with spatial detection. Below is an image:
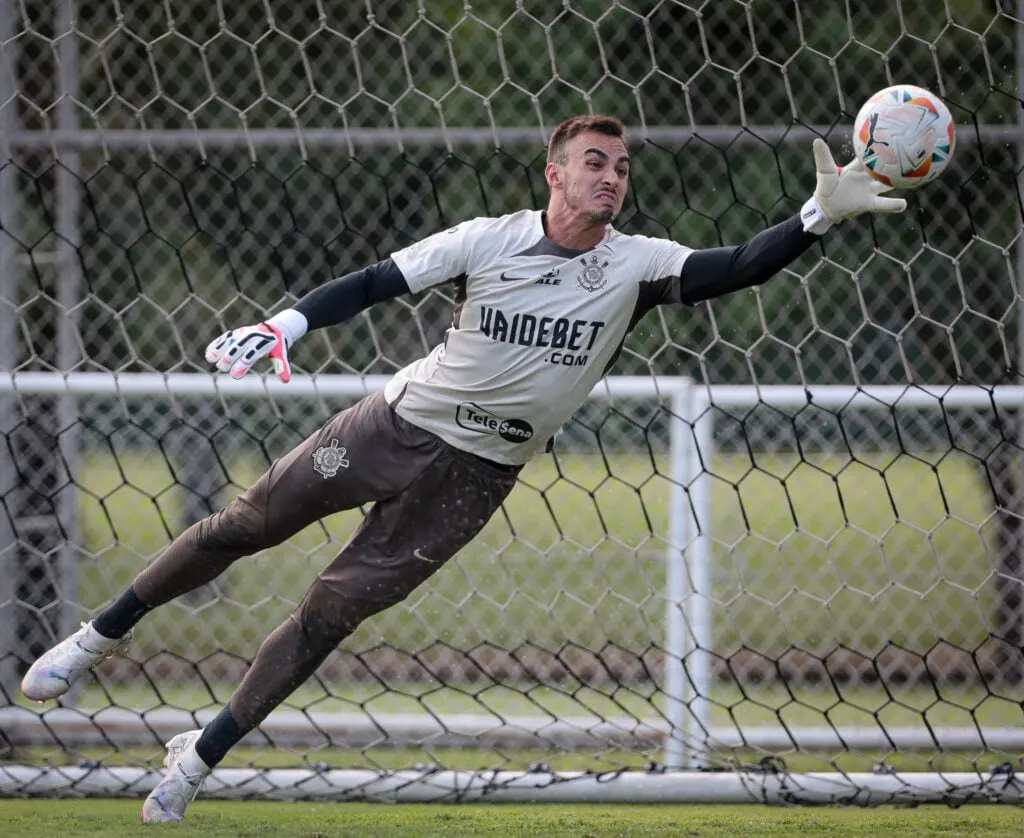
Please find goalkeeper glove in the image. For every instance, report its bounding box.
[800,138,907,235]
[205,311,307,382]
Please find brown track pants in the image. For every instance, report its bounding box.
[131,391,519,730]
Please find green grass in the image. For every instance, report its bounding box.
[2,800,1023,838]
[10,447,1013,777]
[71,448,999,660]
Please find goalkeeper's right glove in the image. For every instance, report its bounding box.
[205,311,307,382]
[800,138,907,234]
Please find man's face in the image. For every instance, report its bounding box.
[552,131,630,224]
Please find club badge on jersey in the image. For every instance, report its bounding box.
[577,256,609,292]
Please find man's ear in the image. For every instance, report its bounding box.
[545,161,561,189]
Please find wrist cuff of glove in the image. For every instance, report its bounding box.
[800,196,833,236]
[265,309,308,346]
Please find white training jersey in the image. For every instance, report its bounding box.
[385,209,693,465]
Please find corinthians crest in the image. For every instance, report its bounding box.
[312,438,350,479]
[577,255,609,292]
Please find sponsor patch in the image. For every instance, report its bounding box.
[456,403,534,443]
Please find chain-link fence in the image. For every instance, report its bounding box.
[3,0,1024,801]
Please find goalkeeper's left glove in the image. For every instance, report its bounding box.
[800,138,907,235]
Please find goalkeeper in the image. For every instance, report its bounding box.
[21,115,904,823]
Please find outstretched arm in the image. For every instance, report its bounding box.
[277,259,410,336]
[677,139,907,304]
[677,214,813,304]
[205,259,410,381]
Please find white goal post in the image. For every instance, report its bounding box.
[3,372,1024,804]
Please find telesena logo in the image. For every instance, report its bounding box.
[456,403,534,444]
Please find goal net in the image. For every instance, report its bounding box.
[3,0,1024,805]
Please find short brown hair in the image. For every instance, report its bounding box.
[547,115,627,164]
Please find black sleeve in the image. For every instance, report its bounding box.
[293,258,411,330]
[677,214,819,304]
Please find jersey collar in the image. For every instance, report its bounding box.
[531,210,612,258]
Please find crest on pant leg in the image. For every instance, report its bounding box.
[313,438,350,478]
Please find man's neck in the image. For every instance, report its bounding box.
[542,208,609,251]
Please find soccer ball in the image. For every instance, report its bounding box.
[852,84,955,190]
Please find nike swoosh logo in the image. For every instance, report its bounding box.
[500,269,560,282]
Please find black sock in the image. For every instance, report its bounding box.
[196,705,247,768]
[92,587,153,639]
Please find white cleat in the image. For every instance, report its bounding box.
[141,729,210,824]
[21,621,132,702]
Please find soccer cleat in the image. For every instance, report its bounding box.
[141,729,210,823]
[21,621,132,702]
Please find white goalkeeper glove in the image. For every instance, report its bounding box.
[204,311,307,382]
[800,138,907,235]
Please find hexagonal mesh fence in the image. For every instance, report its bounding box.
[2,0,1024,805]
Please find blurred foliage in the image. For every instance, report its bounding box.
[1,0,1021,386]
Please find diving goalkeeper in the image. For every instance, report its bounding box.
[21,115,905,823]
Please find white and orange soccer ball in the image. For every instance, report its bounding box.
[852,84,955,190]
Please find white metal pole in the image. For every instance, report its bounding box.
[54,0,83,679]
[3,765,1022,805]
[2,122,1017,151]
[1012,0,1024,686]
[6,374,1024,408]
[687,388,715,762]
[0,0,20,702]
[663,383,690,769]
